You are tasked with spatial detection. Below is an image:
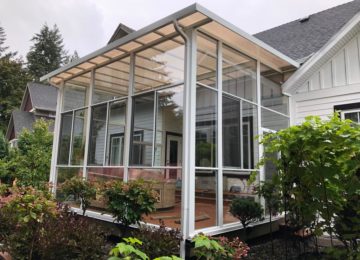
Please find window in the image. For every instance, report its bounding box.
[341,109,360,123]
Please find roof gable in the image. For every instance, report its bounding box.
[27,83,57,112]
[255,1,360,61]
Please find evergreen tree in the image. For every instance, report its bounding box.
[26,24,68,80]
[0,26,30,133]
[64,50,79,64]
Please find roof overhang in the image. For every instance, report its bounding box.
[40,3,299,86]
[283,11,360,95]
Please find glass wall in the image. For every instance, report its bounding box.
[222,45,257,102]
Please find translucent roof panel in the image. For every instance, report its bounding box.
[134,36,185,93]
[42,4,298,87]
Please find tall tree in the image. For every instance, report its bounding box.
[0,26,30,133]
[26,24,68,81]
[64,50,79,64]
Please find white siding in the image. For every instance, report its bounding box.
[292,32,360,124]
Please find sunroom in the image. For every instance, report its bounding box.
[41,3,298,243]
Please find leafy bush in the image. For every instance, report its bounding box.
[60,176,96,215]
[103,179,158,226]
[133,221,182,259]
[0,183,8,196]
[38,206,109,260]
[0,186,58,260]
[0,186,108,260]
[0,119,53,188]
[260,114,360,256]
[192,234,249,260]
[229,198,263,232]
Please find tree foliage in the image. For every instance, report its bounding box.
[0,119,53,188]
[0,26,31,133]
[26,24,68,80]
[0,131,8,159]
[260,114,360,257]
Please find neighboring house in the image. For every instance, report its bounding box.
[6,82,57,147]
[255,0,360,124]
[39,1,360,256]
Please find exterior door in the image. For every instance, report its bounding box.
[166,134,182,180]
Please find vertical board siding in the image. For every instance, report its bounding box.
[292,32,360,124]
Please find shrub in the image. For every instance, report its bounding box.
[38,206,109,260]
[103,179,158,226]
[192,234,249,260]
[229,198,263,239]
[133,221,182,259]
[60,176,97,215]
[0,186,58,260]
[0,119,53,188]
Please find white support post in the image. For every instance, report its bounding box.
[123,53,135,183]
[103,102,110,165]
[256,61,265,209]
[82,69,95,179]
[216,41,223,227]
[180,28,197,257]
[49,82,64,194]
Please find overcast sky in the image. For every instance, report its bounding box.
[0,0,353,60]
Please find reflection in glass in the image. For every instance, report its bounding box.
[197,34,217,87]
[222,45,256,102]
[154,85,183,167]
[222,96,241,168]
[195,170,217,229]
[196,86,217,167]
[131,94,154,166]
[58,112,73,165]
[93,57,130,104]
[88,104,107,166]
[71,109,87,165]
[242,101,257,169]
[107,101,126,166]
[223,173,257,224]
[134,37,184,93]
[63,73,90,111]
[261,108,289,132]
[260,64,288,115]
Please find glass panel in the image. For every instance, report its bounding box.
[106,100,126,166]
[261,64,288,115]
[134,37,185,93]
[195,170,217,229]
[71,109,87,165]
[58,112,73,165]
[196,86,217,167]
[88,104,108,166]
[128,168,182,229]
[197,33,217,88]
[261,108,289,131]
[131,93,154,166]
[93,57,130,104]
[223,172,257,225]
[87,167,124,182]
[63,73,90,111]
[222,96,241,168]
[344,112,359,123]
[222,45,257,102]
[154,85,184,166]
[242,101,258,169]
[56,167,83,201]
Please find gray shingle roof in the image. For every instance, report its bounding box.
[108,23,135,44]
[254,0,360,61]
[27,83,57,111]
[12,111,35,138]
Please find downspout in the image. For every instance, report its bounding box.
[173,20,190,259]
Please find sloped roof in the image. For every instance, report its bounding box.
[108,23,135,44]
[254,0,360,61]
[27,82,57,111]
[8,111,35,139]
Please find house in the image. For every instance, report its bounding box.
[39,1,360,256]
[255,0,360,124]
[6,82,57,147]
